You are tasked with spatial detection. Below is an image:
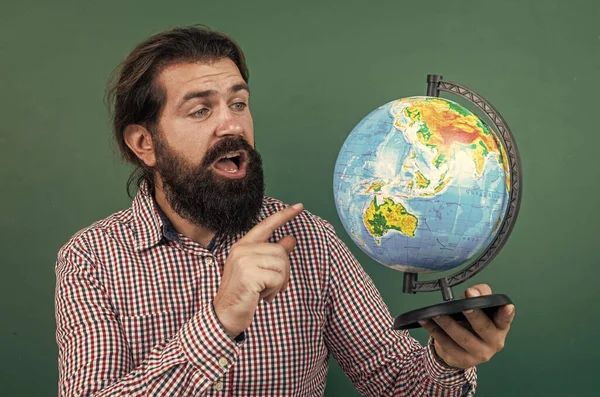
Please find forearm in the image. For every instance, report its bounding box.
[58,301,242,396]
[65,336,196,396]
[328,321,476,396]
[56,250,242,397]
[384,336,477,397]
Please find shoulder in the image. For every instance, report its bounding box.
[57,207,133,265]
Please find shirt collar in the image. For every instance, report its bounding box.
[131,181,220,251]
[155,204,181,243]
[131,181,166,251]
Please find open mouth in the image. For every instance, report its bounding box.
[211,151,248,179]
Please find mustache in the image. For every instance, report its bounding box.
[202,136,255,167]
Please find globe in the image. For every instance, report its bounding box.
[333,96,511,274]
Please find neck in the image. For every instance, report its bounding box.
[153,181,216,248]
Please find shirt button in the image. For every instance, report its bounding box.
[218,357,228,368]
[205,257,214,265]
[215,381,224,391]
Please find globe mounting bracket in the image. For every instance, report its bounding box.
[394,74,522,328]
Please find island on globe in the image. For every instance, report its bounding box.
[333,96,510,273]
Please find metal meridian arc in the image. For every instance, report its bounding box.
[408,76,523,294]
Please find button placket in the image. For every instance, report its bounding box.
[208,253,225,281]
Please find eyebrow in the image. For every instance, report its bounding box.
[178,83,250,108]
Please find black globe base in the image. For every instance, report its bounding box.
[393,294,512,330]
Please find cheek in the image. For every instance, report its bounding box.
[160,120,210,164]
[177,141,209,166]
[243,115,255,147]
[163,136,209,168]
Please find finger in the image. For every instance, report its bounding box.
[261,270,288,302]
[238,243,290,259]
[419,319,467,358]
[282,274,290,292]
[493,304,515,331]
[463,287,481,313]
[463,308,497,343]
[241,204,304,244]
[257,268,286,294]
[275,235,295,291]
[253,254,288,274]
[433,315,486,354]
[261,287,279,303]
[467,284,492,297]
[241,251,291,294]
[277,234,297,255]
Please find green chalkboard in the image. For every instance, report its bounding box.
[1,0,598,396]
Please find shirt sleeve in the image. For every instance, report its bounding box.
[321,225,477,397]
[55,247,243,396]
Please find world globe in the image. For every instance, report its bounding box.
[333,96,511,274]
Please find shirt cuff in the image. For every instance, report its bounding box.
[425,336,477,388]
[178,302,244,383]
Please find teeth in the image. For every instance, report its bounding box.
[224,152,240,159]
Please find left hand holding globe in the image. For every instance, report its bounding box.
[419,284,515,369]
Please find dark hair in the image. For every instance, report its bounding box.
[106,25,249,197]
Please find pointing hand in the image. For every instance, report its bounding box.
[213,203,304,338]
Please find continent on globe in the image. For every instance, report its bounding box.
[363,196,418,243]
[392,97,510,193]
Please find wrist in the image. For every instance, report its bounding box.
[430,337,458,370]
[212,300,243,339]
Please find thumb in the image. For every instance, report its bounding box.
[277,235,297,255]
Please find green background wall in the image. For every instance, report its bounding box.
[1,0,598,395]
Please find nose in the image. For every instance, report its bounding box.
[214,106,244,138]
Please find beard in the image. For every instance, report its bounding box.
[153,134,265,238]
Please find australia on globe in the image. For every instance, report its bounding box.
[333,96,510,273]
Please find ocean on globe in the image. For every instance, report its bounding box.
[333,96,510,273]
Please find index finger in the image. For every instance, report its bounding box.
[494,304,515,331]
[240,203,304,243]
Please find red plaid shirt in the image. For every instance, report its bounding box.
[55,183,477,396]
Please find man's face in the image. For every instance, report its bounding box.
[156,58,255,171]
[151,58,265,236]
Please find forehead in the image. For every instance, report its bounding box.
[157,58,245,100]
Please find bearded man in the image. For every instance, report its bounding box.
[55,26,514,397]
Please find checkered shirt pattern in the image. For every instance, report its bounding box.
[55,183,477,396]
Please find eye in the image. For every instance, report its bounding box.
[231,102,247,111]
[191,108,209,118]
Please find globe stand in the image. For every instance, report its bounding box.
[394,281,513,329]
[393,75,522,330]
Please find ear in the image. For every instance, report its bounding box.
[123,124,157,167]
